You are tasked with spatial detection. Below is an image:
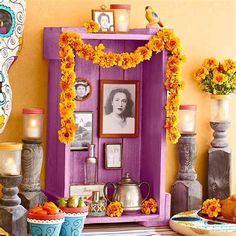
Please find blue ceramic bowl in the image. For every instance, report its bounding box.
[27,212,65,236]
[60,211,88,236]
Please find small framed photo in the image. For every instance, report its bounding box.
[70,112,93,151]
[105,143,122,169]
[92,10,115,32]
[99,80,140,138]
[75,78,92,101]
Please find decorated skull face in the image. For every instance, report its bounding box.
[0,0,26,132]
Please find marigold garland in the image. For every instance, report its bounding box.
[59,29,185,144]
[106,201,124,217]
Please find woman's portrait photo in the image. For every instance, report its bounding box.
[70,112,93,151]
[92,10,115,32]
[99,80,139,138]
[75,78,92,101]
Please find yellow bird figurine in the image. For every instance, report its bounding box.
[145,6,164,29]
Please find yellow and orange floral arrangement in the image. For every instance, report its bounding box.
[59,27,185,144]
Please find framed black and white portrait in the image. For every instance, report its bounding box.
[75,78,92,101]
[92,10,115,32]
[99,80,139,138]
[70,112,93,151]
[105,143,122,169]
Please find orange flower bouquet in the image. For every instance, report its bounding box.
[201,198,221,218]
[193,58,236,95]
[106,201,124,217]
[142,198,158,215]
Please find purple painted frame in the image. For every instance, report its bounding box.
[43,27,170,226]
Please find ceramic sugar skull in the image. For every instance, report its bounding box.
[0,0,26,132]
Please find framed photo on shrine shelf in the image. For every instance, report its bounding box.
[105,143,122,169]
[99,80,139,138]
[70,112,93,151]
[92,9,115,32]
[75,78,92,101]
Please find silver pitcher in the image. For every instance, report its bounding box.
[103,173,150,211]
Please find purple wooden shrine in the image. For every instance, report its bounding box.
[43,27,170,226]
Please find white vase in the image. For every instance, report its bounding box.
[210,94,230,122]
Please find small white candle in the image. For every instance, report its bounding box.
[179,105,196,134]
[26,119,40,138]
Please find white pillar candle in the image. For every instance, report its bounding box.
[179,105,196,134]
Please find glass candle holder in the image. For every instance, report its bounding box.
[0,142,22,175]
[210,94,229,122]
[23,108,44,141]
[179,105,197,134]
[110,4,131,33]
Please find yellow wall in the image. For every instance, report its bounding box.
[1,0,236,197]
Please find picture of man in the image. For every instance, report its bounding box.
[75,79,92,101]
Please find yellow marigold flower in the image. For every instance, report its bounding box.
[146,35,164,53]
[202,198,221,218]
[84,20,100,33]
[213,72,227,85]
[135,46,152,61]
[60,88,77,101]
[59,101,76,119]
[157,28,174,43]
[106,201,124,217]
[165,37,180,53]
[203,57,219,70]
[222,59,236,74]
[58,126,75,144]
[194,66,209,82]
[142,198,158,215]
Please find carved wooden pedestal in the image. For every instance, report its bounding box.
[0,175,27,236]
[171,134,202,215]
[208,122,231,199]
[19,140,47,210]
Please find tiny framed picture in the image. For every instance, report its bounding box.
[75,78,92,101]
[105,143,122,169]
[92,9,115,33]
[99,80,140,138]
[70,112,93,151]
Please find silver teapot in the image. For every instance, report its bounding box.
[103,173,150,211]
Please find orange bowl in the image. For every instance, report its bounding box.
[60,206,89,214]
[27,211,65,220]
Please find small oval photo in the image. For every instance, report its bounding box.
[75,78,92,101]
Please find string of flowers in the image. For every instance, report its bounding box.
[59,28,185,144]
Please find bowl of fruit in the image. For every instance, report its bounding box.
[58,196,89,236]
[27,202,65,236]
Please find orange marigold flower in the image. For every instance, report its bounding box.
[222,59,236,74]
[135,46,152,61]
[194,66,209,82]
[203,57,219,70]
[165,37,180,53]
[142,198,158,215]
[213,72,227,85]
[106,201,124,217]
[202,198,221,218]
[84,20,100,33]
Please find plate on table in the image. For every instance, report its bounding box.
[198,210,236,224]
